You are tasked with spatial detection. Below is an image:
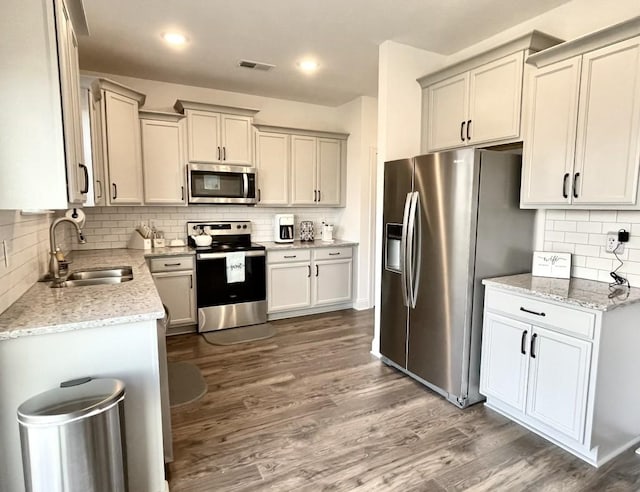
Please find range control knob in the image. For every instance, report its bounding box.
[242,225,247,229]
[237,225,241,229]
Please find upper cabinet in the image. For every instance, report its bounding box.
[254,125,348,208]
[0,0,88,209]
[139,111,187,206]
[91,79,146,206]
[174,100,258,166]
[419,32,562,153]
[522,18,640,209]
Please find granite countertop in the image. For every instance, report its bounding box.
[483,273,640,312]
[144,246,195,257]
[259,239,358,250]
[0,249,164,340]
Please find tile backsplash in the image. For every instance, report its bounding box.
[72,206,343,251]
[0,211,51,315]
[543,210,640,286]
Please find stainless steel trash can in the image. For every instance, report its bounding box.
[17,377,127,492]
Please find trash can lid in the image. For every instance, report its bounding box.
[17,378,126,426]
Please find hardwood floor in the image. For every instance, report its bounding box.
[166,309,640,491]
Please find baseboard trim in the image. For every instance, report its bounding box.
[354,298,371,310]
[267,302,353,321]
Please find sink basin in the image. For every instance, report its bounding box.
[50,266,133,288]
[67,266,133,280]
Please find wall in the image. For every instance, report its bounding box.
[0,211,51,315]
[72,206,342,249]
[543,210,640,286]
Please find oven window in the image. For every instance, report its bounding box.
[191,171,246,198]
[196,255,266,307]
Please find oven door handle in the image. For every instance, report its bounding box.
[197,250,265,260]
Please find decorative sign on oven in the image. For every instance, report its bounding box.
[531,251,571,279]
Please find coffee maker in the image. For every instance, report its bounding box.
[274,214,294,243]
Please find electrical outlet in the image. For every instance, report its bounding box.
[606,232,624,254]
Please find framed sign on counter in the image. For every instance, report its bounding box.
[531,251,571,279]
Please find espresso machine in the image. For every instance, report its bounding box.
[274,214,294,243]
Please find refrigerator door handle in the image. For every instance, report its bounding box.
[400,192,412,307]
[409,192,422,308]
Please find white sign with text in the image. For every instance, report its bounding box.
[532,251,572,279]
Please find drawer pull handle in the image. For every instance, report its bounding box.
[520,330,528,355]
[328,252,340,256]
[520,307,545,317]
[284,255,297,259]
[530,333,538,359]
[164,263,181,267]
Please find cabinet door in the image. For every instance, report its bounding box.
[426,73,469,152]
[468,51,523,145]
[313,259,352,306]
[141,119,186,205]
[104,91,143,204]
[521,57,581,206]
[88,90,106,206]
[267,262,312,312]
[316,138,342,206]
[152,271,196,326]
[526,326,591,443]
[255,131,289,205]
[54,0,86,204]
[221,114,252,165]
[290,135,317,205]
[186,109,221,163]
[479,312,530,412]
[573,37,640,205]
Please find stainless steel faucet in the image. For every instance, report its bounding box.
[49,217,86,285]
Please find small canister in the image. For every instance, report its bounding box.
[300,221,314,241]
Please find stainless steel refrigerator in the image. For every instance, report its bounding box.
[380,148,535,408]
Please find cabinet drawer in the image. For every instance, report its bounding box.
[149,256,194,272]
[314,247,352,261]
[485,289,595,339]
[268,249,311,264]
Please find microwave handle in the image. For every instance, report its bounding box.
[242,173,249,198]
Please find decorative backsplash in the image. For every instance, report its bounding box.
[71,206,343,250]
[542,210,640,286]
[0,211,51,314]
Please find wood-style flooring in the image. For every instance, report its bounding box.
[166,309,640,491]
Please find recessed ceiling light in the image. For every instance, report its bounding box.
[297,59,319,73]
[162,32,187,46]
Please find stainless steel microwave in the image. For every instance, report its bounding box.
[187,163,257,205]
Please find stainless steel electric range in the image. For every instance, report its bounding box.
[187,221,266,332]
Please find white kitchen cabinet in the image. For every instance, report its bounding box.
[266,246,354,319]
[149,255,197,334]
[92,79,146,205]
[140,111,186,205]
[419,32,562,153]
[86,86,107,206]
[523,24,640,209]
[480,282,640,466]
[424,52,524,151]
[0,0,89,209]
[254,125,348,208]
[291,135,317,205]
[267,262,312,312]
[174,100,258,166]
[255,131,290,205]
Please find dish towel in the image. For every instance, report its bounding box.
[226,251,246,283]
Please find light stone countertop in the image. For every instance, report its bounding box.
[259,239,358,250]
[482,273,640,312]
[0,249,165,340]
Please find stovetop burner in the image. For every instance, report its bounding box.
[187,220,265,253]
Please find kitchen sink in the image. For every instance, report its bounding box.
[50,266,133,288]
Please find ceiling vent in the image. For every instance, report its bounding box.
[238,59,275,71]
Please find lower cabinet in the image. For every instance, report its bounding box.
[480,286,640,466]
[148,255,197,334]
[267,246,353,318]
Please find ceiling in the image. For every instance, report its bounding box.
[79,0,572,106]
